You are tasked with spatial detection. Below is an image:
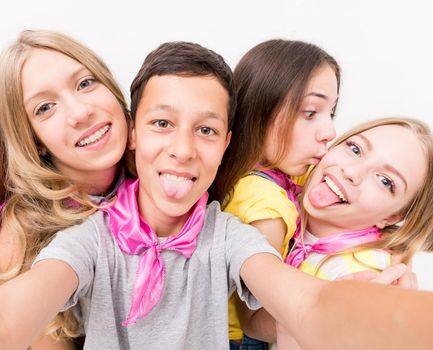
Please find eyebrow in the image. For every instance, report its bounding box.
[148,104,227,125]
[303,91,338,102]
[23,67,90,106]
[303,92,339,106]
[357,133,408,192]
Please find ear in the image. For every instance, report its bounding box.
[224,131,232,151]
[376,213,402,229]
[128,122,136,151]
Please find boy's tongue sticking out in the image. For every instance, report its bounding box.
[160,173,195,199]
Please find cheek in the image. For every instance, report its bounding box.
[201,142,226,168]
[35,124,64,148]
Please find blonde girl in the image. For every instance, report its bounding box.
[0,30,132,349]
[275,117,433,348]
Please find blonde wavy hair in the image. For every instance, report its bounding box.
[299,117,433,273]
[0,30,131,340]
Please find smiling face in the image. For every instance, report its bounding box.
[129,75,231,235]
[303,124,427,237]
[263,63,338,176]
[21,49,128,191]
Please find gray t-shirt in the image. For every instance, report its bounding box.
[35,201,280,350]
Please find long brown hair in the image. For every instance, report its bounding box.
[209,39,340,203]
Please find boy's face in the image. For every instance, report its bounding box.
[129,75,231,233]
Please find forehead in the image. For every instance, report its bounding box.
[305,64,338,95]
[357,124,426,193]
[23,48,82,76]
[138,74,229,121]
[21,49,85,96]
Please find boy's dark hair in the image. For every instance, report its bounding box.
[130,41,236,130]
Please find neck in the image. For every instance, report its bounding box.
[137,192,191,238]
[68,166,118,195]
[306,217,371,239]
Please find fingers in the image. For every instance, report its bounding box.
[336,270,379,281]
[396,261,419,289]
[372,263,406,285]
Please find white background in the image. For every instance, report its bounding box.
[1,0,433,289]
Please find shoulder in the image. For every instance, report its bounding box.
[46,211,109,249]
[224,175,297,225]
[206,200,242,226]
[60,211,106,235]
[226,174,291,209]
[232,174,287,197]
[307,249,392,280]
[352,248,391,270]
[205,201,260,236]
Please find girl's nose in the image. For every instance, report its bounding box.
[65,97,93,127]
[341,162,365,186]
[317,115,336,144]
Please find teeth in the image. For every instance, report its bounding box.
[324,176,348,202]
[161,173,192,182]
[77,125,111,147]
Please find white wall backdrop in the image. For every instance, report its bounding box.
[1,0,433,289]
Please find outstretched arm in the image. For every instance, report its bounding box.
[240,253,433,350]
[0,260,77,350]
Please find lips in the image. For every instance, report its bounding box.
[76,123,111,147]
[307,173,349,209]
[323,175,348,203]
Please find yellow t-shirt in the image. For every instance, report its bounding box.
[224,174,299,341]
[298,231,391,279]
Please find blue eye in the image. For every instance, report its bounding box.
[346,141,361,156]
[36,102,55,116]
[378,175,395,193]
[78,78,95,90]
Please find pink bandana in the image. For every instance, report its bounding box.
[103,179,208,325]
[286,226,381,268]
[254,167,303,262]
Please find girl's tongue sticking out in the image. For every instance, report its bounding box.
[308,176,348,208]
[160,173,195,199]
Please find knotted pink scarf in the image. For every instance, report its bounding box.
[103,179,208,325]
[286,226,381,268]
[253,167,303,262]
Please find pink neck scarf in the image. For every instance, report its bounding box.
[103,179,208,325]
[257,168,303,213]
[254,167,303,262]
[286,226,381,268]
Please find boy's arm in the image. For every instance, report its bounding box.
[240,253,433,350]
[0,259,77,350]
[237,256,409,344]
